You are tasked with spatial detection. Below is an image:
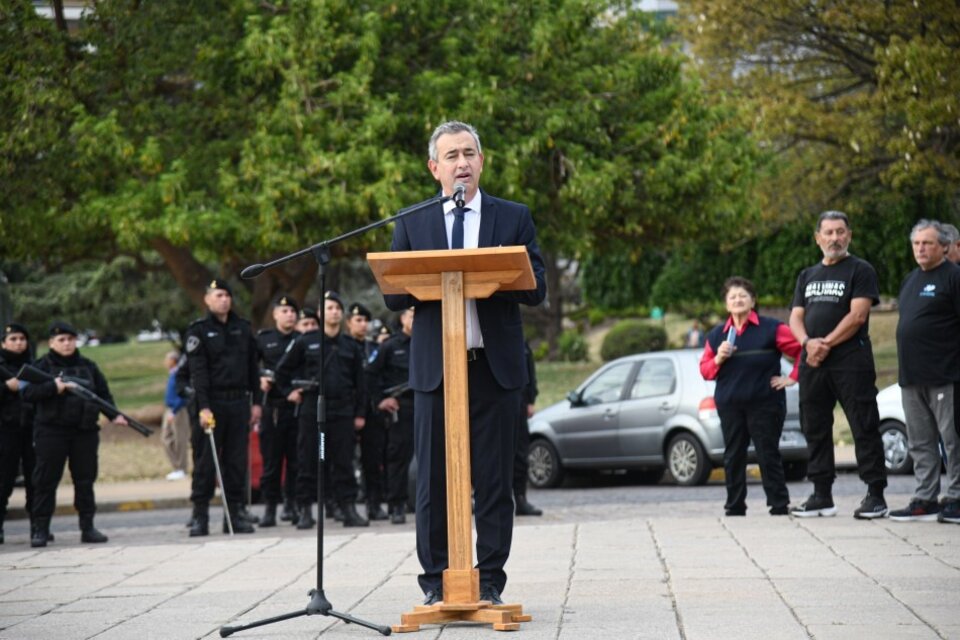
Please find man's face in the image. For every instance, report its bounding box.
[273,305,298,332]
[49,334,77,357]
[912,227,946,271]
[347,315,368,340]
[2,332,27,354]
[204,289,232,316]
[428,131,484,203]
[324,300,343,329]
[296,317,319,333]
[400,309,414,335]
[814,219,852,262]
[948,240,960,264]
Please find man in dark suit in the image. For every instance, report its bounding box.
[384,121,546,606]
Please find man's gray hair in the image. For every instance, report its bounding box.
[428,121,482,161]
[816,210,850,232]
[942,223,959,243]
[910,219,950,247]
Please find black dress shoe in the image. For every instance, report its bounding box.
[81,527,109,543]
[769,505,789,516]
[423,589,443,606]
[724,508,746,516]
[341,503,370,527]
[515,494,543,517]
[224,515,256,534]
[479,585,504,605]
[30,529,48,548]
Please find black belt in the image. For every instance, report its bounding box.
[211,389,249,400]
[466,348,485,362]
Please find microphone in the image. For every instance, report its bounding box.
[452,182,466,208]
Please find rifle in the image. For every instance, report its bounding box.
[381,381,410,423]
[290,378,319,417]
[17,364,153,437]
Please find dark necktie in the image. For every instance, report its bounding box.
[451,207,466,250]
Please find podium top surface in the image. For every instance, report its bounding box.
[367,246,535,297]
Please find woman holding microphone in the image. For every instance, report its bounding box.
[700,277,802,516]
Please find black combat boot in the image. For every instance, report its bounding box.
[238,504,259,525]
[79,515,109,543]
[389,505,406,525]
[280,498,296,523]
[189,504,210,537]
[324,499,345,522]
[341,502,370,527]
[514,492,543,516]
[30,521,50,548]
[296,503,315,530]
[260,502,277,527]
[224,505,255,533]
[367,502,388,521]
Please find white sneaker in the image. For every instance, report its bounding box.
[166,469,186,481]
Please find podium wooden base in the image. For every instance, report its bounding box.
[391,601,532,633]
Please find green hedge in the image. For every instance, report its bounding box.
[600,320,667,361]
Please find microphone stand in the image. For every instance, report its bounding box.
[220,192,456,638]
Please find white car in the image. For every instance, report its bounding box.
[876,383,913,475]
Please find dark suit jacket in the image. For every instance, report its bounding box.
[384,190,546,392]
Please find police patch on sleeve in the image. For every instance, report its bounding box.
[186,335,200,353]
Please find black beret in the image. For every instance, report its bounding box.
[206,278,232,296]
[348,302,371,320]
[323,290,343,310]
[48,320,78,338]
[378,325,392,337]
[298,307,318,322]
[3,323,29,341]
[272,294,299,313]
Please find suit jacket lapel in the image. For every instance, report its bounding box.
[479,190,496,248]
[428,201,447,250]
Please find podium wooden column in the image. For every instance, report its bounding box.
[367,246,536,633]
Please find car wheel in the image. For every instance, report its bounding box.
[527,439,564,489]
[880,420,913,475]
[783,461,808,482]
[667,433,711,486]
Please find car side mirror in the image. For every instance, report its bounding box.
[566,390,582,406]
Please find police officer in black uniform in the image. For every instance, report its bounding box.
[275,291,369,528]
[256,295,300,527]
[0,323,35,544]
[185,279,262,536]
[346,301,388,521]
[367,307,415,524]
[24,321,129,547]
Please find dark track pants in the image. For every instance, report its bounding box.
[799,365,886,495]
[0,424,35,525]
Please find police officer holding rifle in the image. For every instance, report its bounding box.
[21,321,132,548]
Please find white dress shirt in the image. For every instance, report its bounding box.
[443,191,484,349]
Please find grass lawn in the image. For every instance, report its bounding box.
[57,310,901,482]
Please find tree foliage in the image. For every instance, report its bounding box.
[676,0,960,217]
[2,0,762,337]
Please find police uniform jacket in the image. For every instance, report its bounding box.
[366,332,412,407]
[0,348,32,428]
[257,328,299,402]
[275,330,366,419]
[21,350,115,431]
[185,311,260,411]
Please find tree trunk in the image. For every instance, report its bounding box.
[150,238,213,309]
[542,250,563,359]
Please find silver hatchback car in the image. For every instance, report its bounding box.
[527,349,809,487]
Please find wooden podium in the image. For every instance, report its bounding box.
[367,246,535,633]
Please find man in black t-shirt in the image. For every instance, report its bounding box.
[788,211,888,519]
[889,220,960,524]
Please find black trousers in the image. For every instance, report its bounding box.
[0,423,35,525]
[717,400,789,512]
[359,408,387,505]
[295,400,358,505]
[259,400,298,504]
[32,425,98,528]
[799,365,887,494]
[414,354,520,595]
[513,411,531,494]
[385,403,415,508]
[190,398,250,508]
